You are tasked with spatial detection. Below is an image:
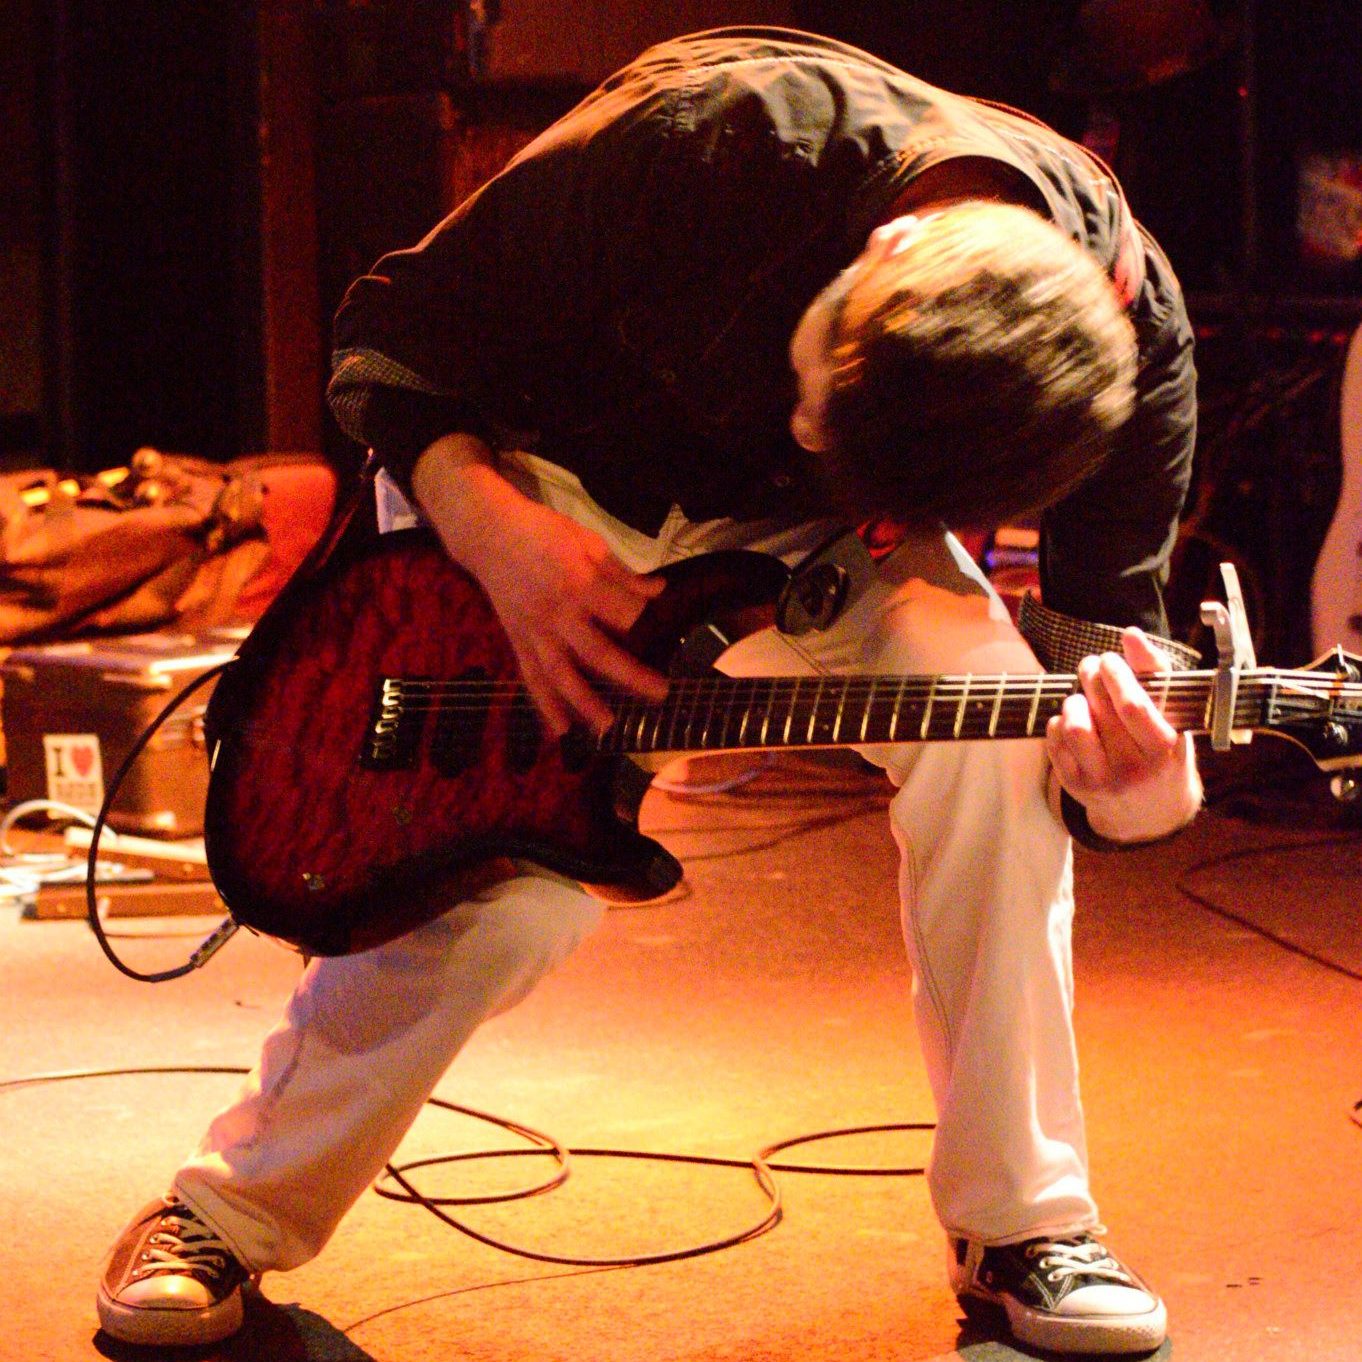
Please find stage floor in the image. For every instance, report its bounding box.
[2,746,1360,1362]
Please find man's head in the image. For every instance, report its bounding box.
[789,202,1138,528]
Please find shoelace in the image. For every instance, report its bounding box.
[138,1207,237,1281]
[1026,1237,1133,1285]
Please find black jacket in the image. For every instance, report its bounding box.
[329,26,1196,633]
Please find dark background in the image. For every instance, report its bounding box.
[1,1,1360,659]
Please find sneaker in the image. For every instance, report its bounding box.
[949,1232,1167,1355]
[97,1195,250,1346]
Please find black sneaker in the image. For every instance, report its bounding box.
[949,1232,1167,1355]
[97,1195,250,1346]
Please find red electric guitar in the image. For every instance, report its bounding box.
[203,527,1362,957]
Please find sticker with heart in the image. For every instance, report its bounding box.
[43,733,105,814]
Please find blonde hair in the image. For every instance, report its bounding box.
[817,202,1138,527]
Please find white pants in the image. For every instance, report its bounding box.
[175,455,1096,1271]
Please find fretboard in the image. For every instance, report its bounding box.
[598,670,1266,754]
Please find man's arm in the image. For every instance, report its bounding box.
[410,435,668,737]
[1040,235,1197,637]
[1037,229,1202,845]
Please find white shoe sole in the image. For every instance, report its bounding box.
[961,1284,1167,1356]
[96,1283,245,1347]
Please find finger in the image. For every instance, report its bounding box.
[531,641,619,736]
[1045,714,1085,790]
[597,555,666,597]
[1121,625,1171,674]
[1095,651,1180,758]
[1077,653,1151,777]
[588,573,667,637]
[515,649,577,739]
[564,625,669,702]
[1049,691,1111,791]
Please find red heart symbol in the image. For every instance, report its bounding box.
[71,745,94,777]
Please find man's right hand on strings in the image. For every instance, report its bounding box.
[412,433,668,737]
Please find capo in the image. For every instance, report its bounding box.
[1199,562,1257,751]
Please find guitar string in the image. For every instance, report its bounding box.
[372,678,1361,719]
[345,683,1351,715]
[381,671,1362,701]
[313,696,1289,747]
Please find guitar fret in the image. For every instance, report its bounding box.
[700,678,720,750]
[890,677,907,741]
[1158,671,1172,717]
[610,700,632,753]
[737,682,754,747]
[832,677,849,743]
[858,678,875,742]
[759,680,775,747]
[782,678,799,746]
[658,680,682,751]
[920,677,938,740]
[987,680,1004,737]
[682,679,701,750]
[724,678,744,748]
[1026,674,1044,735]
[953,675,973,739]
[715,678,733,749]
[806,676,827,744]
[655,682,671,751]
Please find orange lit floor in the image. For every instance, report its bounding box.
[2,746,1360,1362]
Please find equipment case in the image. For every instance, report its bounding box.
[2,627,246,837]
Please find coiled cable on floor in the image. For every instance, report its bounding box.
[0,1065,929,1269]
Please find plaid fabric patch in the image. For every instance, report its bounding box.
[1018,593,1201,673]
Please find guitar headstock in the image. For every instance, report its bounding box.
[1265,646,1362,773]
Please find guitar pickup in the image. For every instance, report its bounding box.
[359,676,424,770]
[430,667,490,776]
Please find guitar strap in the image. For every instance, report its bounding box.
[1018,594,1201,674]
[774,524,1201,676]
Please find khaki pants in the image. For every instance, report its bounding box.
[176,457,1093,1270]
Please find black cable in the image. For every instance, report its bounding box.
[1175,830,1362,1127]
[1175,832,1362,984]
[82,663,240,983]
[0,1065,929,1274]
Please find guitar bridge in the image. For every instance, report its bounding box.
[360,676,423,770]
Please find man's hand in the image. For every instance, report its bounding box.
[468,498,668,736]
[412,434,668,737]
[1045,626,1203,844]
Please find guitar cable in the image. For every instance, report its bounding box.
[79,662,240,983]
[28,661,939,1268]
[27,622,1362,1274]
[0,1063,931,1277]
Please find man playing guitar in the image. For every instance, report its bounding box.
[99,28,1200,1356]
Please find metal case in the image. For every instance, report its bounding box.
[2,628,247,837]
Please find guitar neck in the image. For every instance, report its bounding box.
[601,669,1269,755]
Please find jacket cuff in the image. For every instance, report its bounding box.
[361,387,495,502]
[1059,789,1186,853]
